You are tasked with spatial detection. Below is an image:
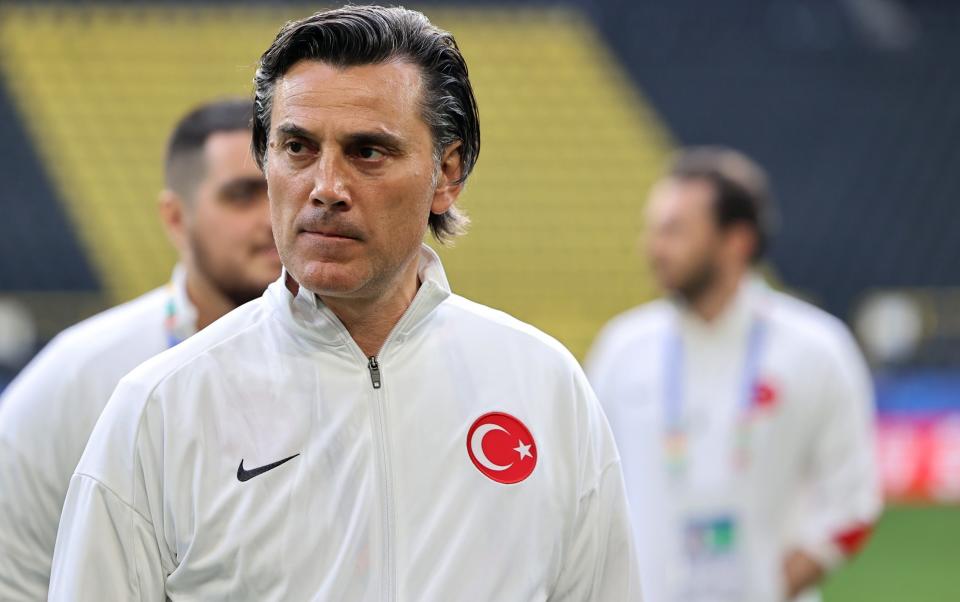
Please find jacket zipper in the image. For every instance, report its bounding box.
[367,356,394,602]
[320,283,435,602]
[367,356,382,389]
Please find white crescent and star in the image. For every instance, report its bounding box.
[470,423,534,472]
[513,440,533,460]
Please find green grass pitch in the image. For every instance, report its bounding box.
[823,505,960,602]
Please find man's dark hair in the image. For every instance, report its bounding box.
[669,146,776,262]
[165,97,254,200]
[252,5,480,242]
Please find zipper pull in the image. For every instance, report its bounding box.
[367,356,382,389]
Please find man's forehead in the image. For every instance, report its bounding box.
[271,59,424,131]
[203,129,262,179]
[648,178,715,219]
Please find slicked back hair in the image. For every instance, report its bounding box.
[668,146,777,262]
[252,5,480,242]
[165,97,254,202]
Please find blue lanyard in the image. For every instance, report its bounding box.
[661,315,767,474]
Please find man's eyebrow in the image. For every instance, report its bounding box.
[275,123,407,152]
[274,123,316,141]
[342,131,406,152]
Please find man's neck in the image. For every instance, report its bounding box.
[686,268,747,323]
[319,257,422,359]
[184,269,235,331]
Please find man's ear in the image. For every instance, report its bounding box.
[727,223,758,263]
[431,141,465,216]
[158,189,189,255]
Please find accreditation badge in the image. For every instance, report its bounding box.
[668,491,748,602]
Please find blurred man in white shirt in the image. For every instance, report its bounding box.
[0,97,280,600]
[587,147,881,602]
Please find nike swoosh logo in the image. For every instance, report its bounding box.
[236,454,300,482]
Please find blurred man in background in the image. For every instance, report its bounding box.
[587,147,882,602]
[48,6,639,600]
[0,97,280,599]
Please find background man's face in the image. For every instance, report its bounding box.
[187,129,280,305]
[645,177,725,299]
[265,59,446,299]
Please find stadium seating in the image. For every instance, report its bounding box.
[0,5,671,358]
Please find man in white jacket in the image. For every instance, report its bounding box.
[587,147,882,602]
[0,97,280,600]
[49,6,640,601]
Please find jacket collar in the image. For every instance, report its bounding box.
[267,244,452,349]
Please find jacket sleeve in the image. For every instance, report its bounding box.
[792,333,883,570]
[48,377,171,600]
[551,369,642,601]
[49,473,166,600]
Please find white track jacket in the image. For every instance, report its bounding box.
[0,267,195,600]
[49,246,641,601]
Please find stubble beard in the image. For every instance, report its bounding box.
[190,232,269,308]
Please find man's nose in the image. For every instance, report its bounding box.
[310,152,351,209]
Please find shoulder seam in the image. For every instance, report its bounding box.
[72,472,154,526]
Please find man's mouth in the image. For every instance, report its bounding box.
[306,231,353,240]
[300,226,362,242]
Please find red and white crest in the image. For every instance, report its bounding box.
[466,412,537,484]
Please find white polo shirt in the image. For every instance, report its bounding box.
[49,246,641,601]
[586,277,881,602]
[0,267,195,600]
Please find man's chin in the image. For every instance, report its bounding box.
[293,261,368,299]
[669,272,716,303]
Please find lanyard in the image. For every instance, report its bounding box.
[163,285,184,349]
[661,315,767,478]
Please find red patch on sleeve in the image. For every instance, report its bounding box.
[833,523,874,556]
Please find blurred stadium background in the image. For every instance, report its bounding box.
[0,0,957,599]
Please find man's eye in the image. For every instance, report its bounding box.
[226,189,257,204]
[221,181,267,205]
[284,140,314,156]
[357,147,385,160]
